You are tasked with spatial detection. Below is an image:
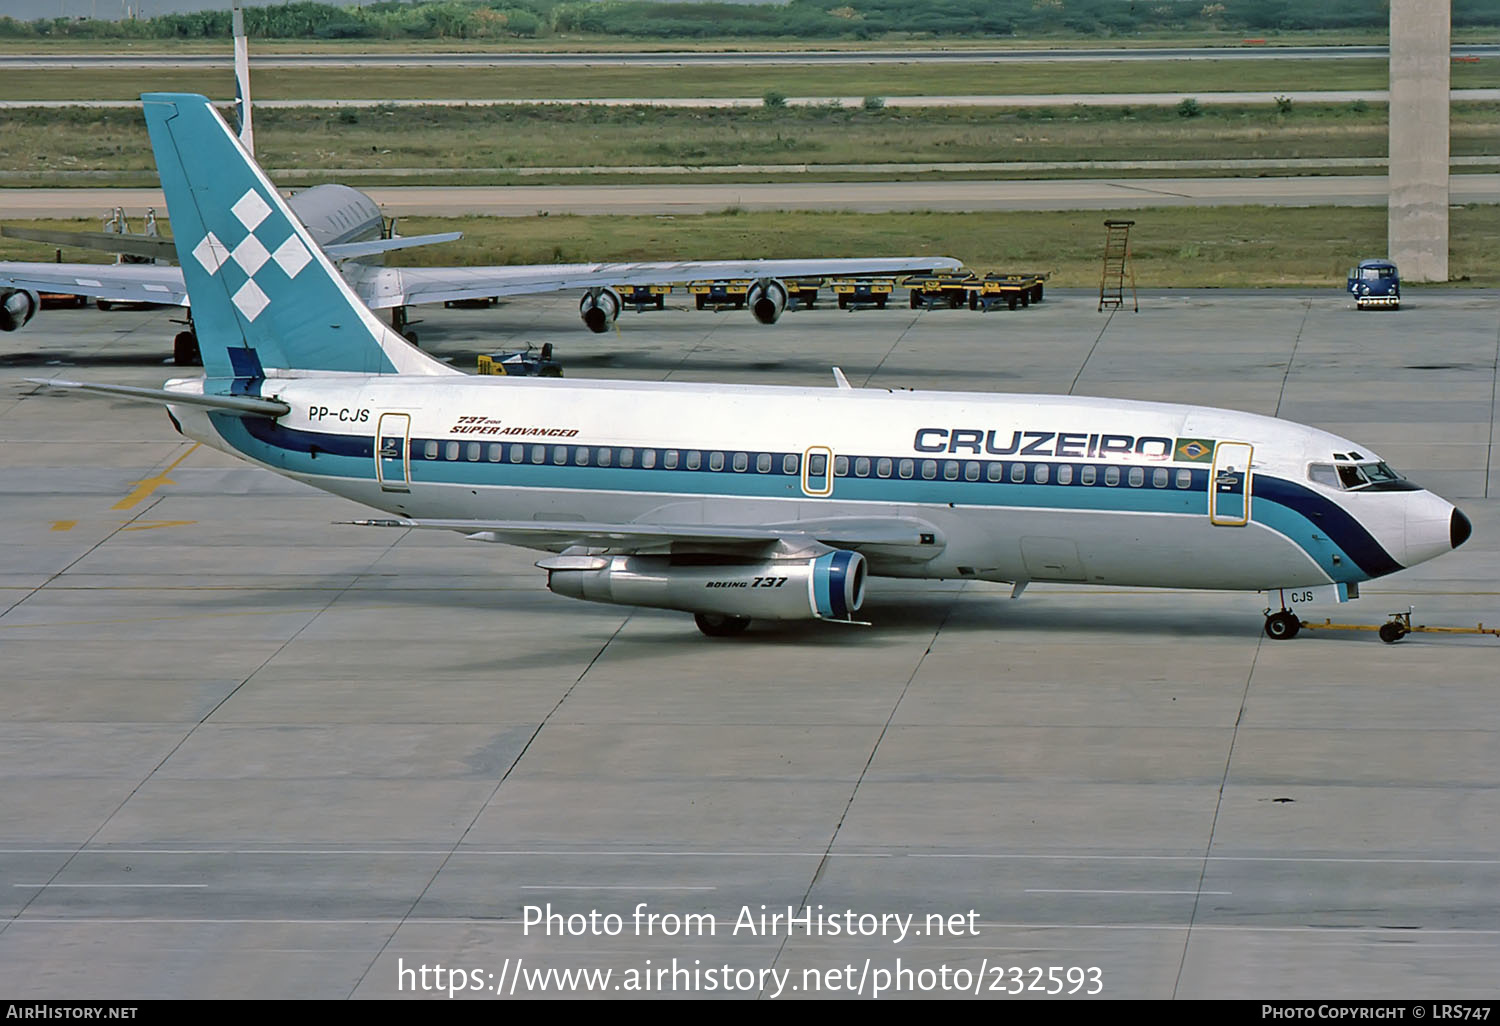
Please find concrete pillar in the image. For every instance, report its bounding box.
[1388,0,1450,282]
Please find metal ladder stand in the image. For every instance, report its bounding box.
[1098,219,1138,312]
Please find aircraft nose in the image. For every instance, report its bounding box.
[1402,490,1462,568]
[1451,508,1472,550]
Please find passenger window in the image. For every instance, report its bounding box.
[877,458,892,478]
[641,449,656,469]
[986,462,1002,482]
[445,441,460,461]
[487,444,501,462]
[943,461,959,480]
[686,450,701,470]
[1153,467,1168,488]
[1010,463,1026,483]
[508,444,523,464]
[921,460,937,480]
[757,453,772,473]
[1105,466,1120,486]
[733,452,748,472]
[466,442,480,462]
[834,455,849,477]
[899,459,914,479]
[1056,464,1073,485]
[423,440,438,460]
[617,447,631,468]
[664,450,679,469]
[576,446,590,466]
[553,445,568,465]
[964,461,980,481]
[1034,463,1049,485]
[854,457,870,477]
[1081,465,1097,485]
[809,453,827,476]
[1176,468,1192,489]
[1128,467,1144,487]
[598,447,613,467]
[783,454,799,475]
[709,451,724,471]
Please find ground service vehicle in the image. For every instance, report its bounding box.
[1348,259,1400,310]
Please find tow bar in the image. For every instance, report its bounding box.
[1299,607,1500,644]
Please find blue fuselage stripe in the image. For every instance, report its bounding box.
[210,418,1401,581]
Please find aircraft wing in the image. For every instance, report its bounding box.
[346,514,945,559]
[346,257,962,310]
[1,226,178,263]
[0,261,188,305]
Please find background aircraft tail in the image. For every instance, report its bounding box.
[141,92,457,378]
[232,1,253,154]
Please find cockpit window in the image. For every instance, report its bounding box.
[1309,461,1409,491]
[1309,464,1341,488]
[1337,464,1367,489]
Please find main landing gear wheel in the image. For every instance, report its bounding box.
[1264,611,1301,641]
[1378,622,1409,644]
[694,613,751,637]
[172,330,201,366]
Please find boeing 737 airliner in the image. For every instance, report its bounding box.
[37,94,1473,639]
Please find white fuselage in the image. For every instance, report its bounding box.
[163,374,1460,594]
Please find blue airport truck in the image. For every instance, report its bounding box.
[1347,259,1400,310]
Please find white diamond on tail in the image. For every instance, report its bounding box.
[231,279,270,322]
[192,232,228,275]
[231,189,271,232]
[271,235,312,278]
[231,233,271,276]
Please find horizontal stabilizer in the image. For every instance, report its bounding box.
[323,232,463,261]
[2,225,178,262]
[28,378,289,417]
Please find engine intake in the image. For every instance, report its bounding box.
[0,289,39,332]
[543,549,867,623]
[579,287,621,333]
[747,278,788,325]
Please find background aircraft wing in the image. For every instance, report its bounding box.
[348,256,962,310]
[0,262,188,306]
[2,226,178,263]
[346,514,945,559]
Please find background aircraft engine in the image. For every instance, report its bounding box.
[545,549,867,623]
[747,278,789,325]
[579,287,621,333]
[0,289,39,332]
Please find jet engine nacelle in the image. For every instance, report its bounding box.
[579,287,621,333]
[0,289,39,332]
[747,278,788,325]
[544,549,867,623]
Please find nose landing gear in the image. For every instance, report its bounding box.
[1263,609,1302,640]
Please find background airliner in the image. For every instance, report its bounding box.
[36,93,1473,639]
[0,4,959,363]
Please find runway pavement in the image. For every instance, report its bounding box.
[8,175,1500,219]
[3,44,1496,68]
[0,288,1496,999]
[9,89,1500,110]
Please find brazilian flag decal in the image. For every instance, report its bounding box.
[1174,438,1216,463]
